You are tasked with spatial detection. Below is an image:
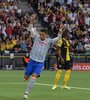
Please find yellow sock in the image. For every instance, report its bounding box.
[63,70,71,86]
[54,70,62,86]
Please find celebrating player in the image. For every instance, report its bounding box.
[23,13,62,99]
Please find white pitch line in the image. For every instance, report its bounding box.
[35,83,90,91]
[0,82,90,91]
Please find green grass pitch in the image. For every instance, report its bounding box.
[0,70,90,100]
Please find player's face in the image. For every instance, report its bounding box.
[40,32,46,41]
[66,34,70,40]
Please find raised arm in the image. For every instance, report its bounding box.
[29,14,38,38]
[51,30,62,45]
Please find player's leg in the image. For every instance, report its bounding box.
[24,62,44,99]
[62,61,71,89]
[52,64,63,90]
[24,74,37,99]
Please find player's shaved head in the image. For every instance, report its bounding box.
[62,29,69,40]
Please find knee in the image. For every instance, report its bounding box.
[66,70,71,74]
[57,70,62,74]
[24,75,29,81]
[32,73,38,78]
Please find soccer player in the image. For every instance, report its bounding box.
[52,29,73,90]
[23,14,62,99]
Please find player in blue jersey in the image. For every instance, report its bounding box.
[23,14,62,99]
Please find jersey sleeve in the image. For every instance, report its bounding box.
[50,33,62,45]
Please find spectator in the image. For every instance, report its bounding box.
[20,40,27,52]
[0,0,90,54]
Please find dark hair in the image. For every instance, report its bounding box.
[40,28,47,34]
[62,29,69,38]
[29,12,35,16]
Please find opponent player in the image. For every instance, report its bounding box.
[52,29,73,90]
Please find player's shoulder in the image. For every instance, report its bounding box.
[58,39,63,44]
[46,36,51,42]
[57,39,63,47]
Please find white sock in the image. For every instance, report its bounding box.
[25,77,36,95]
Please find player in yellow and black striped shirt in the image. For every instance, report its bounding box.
[52,29,73,90]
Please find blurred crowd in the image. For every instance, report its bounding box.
[38,0,90,53]
[0,0,32,53]
[0,0,90,54]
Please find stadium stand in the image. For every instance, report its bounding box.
[0,0,90,53]
[37,0,90,53]
[0,0,90,70]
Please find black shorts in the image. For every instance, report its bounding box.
[57,60,72,70]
